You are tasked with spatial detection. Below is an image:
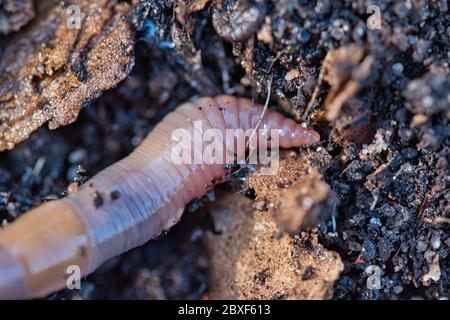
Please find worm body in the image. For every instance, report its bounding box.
[0,96,319,299]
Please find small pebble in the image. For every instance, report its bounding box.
[392,63,404,75]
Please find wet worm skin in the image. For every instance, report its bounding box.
[0,96,319,299]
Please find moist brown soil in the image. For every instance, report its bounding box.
[0,0,449,299]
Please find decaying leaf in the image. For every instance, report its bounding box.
[0,0,135,151]
[323,44,366,121]
[320,44,378,145]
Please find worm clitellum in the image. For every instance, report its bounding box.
[0,96,320,299]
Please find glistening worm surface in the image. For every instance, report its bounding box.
[0,96,320,299]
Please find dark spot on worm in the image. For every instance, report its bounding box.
[79,245,88,257]
[301,266,316,280]
[198,106,202,110]
[212,0,267,42]
[89,182,94,188]
[219,107,224,111]
[110,190,121,201]
[206,176,224,189]
[93,191,104,208]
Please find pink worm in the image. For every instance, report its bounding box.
[0,96,319,299]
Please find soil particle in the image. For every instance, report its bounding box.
[205,192,343,300]
[212,0,267,42]
[248,151,337,234]
[301,266,316,281]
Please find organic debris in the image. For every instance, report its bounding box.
[0,0,135,151]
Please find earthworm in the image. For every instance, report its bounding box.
[0,95,319,299]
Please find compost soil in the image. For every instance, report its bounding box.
[0,0,449,299]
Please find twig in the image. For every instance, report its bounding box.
[301,65,325,121]
[245,73,273,161]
